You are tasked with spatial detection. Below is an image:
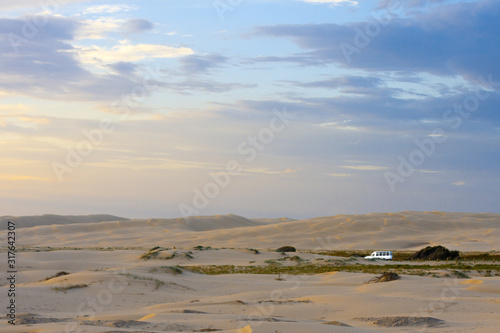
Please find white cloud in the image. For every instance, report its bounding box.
[327,173,352,177]
[336,125,361,131]
[75,42,194,64]
[83,4,135,15]
[77,18,124,40]
[240,168,302,175]
[453,181,466,186]
[296,0,358,6]
[0,0,90,11]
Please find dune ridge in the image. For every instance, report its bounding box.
[0,214,128,228]
[2,211,499,251]
[1,211,499,332]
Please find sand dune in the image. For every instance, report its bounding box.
[4,211,499,250]
[0,214,127,228]
[1,248,499,332]
[1,211,498,332]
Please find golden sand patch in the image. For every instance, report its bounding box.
[460,279,484,285]
[138,313,156,321]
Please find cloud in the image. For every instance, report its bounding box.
[0,0,90,11]
[0,103,30,113]
[453,180,466,186]
[107,61,139,75]
[299,76,387,95]
[77,18,154,40]
[83,5,135,15]
[341,165,389,171]
[76,42,194,64]
[377,0,451,10]
[0,16,169,102]
[254,0,500,82]
[1,175,55,181]
[122,19,154,34]
[327,172,352,177]
[164,80,255,94]
[179,54,228,74]
[77,17,124,40]
[418,169,443,174]
[0,114,49,129]
[297,0,358,5]
[241,168,302,175]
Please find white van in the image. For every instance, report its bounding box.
[364,251,393,260]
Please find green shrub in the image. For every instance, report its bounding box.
[451,270,469,278]
[276,246,296,253]
[410,245,459,260]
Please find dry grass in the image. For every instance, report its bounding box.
[181,262,500,277]
[53,284,88,293]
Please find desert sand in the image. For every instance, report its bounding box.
[0,211,499,332]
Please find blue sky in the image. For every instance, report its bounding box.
[1,0,499,219]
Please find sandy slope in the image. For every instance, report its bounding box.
[3,211,499,250]
[0,249,499,332]
[0,214,127,228]
[0,211,499,332]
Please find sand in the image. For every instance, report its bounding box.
[4,211,500,251]
[0,211,499,332]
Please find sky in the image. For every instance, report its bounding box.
[1,0,499,219]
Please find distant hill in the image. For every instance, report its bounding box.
[0,214,128,228]
[2,211,499,251]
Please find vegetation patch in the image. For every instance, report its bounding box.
[140,246,167,260]
[247,248,260,254]
[44,271,70,281]
[183,263,500,276]
[451,270,470,279]
[149,266,183,275]
[410,245,459,260]
[276,246,296,253]
[119,273,166,290]
[288,255,303,262]
[193,245,213,251]
[53,284,88,293]
[14,314,68,325]
[364,272,401,284]
[355,316,445,328]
